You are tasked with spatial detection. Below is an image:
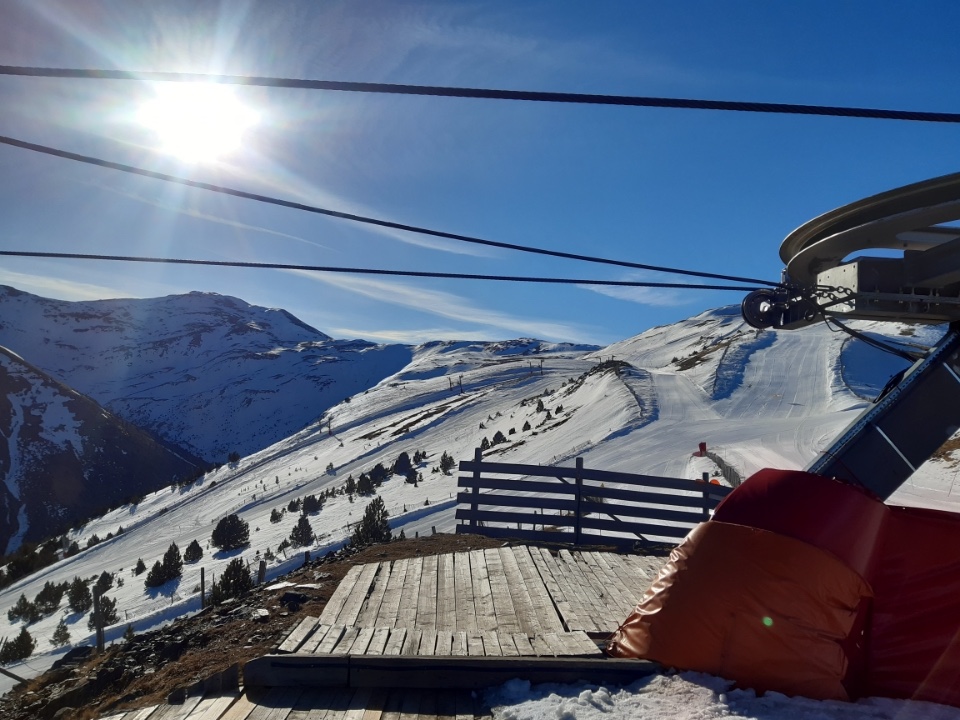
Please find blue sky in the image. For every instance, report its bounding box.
[1,1,960,346]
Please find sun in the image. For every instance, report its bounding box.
[138,83,259,163]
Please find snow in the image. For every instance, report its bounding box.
[3,301,960,716]
[485,674,960,720]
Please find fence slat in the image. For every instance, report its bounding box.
[456,449,731,547]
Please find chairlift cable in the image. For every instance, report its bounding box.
[0,133,780,287]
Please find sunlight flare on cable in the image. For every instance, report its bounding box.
[138,83,258,163]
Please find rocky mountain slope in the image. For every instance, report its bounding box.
[0,286,415,462]
[0,347,200,553]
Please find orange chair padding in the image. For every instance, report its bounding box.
[607,521,872,700]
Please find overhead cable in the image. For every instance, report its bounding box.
[0,250,762,291]
[0,134,779,287]
[1,65,959,124]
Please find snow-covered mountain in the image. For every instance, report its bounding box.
[1,295,956,695]
[0,286,415,462]
[0,347,200,554]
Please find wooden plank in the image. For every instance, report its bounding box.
[419,689,438,720]
[433,630,453,656]
[125,707,163,720]
[452,552,478,634]
[451,631,468,657]
[378,690,405,720]
[190,694,242,720]
[360,689,388,720]
[584,552,633,613]
[348,627,376,655]
[458,461,721,493]
[332,627,360,655]
[366,627,391,656]
[496,632,520,657]
[468,549,498,632]
[466,631,484,657]
[498,547,542,635]
[484,549,521,635]
[278,617,321,654]
[244,687,303,720]
[436,553,458,631]
[375,559,408,629]
[455,525,577,544]
[456,509,575,529]
[556,550,606,632]
[320,566,364,625]
[315,626,346,655]
[579,516,692,540]
[540,632,572,656]
[530,548,580,632]
[511,547,565,633]
[437,691,457,720]
[343,686,374,720]
[218,692,261,720]
[339,563,383,628]
[356,560,391,627]
[396,557,423,629]
[358,688,387,720]
[301,624,334,655]
[397,687,421,720]
[417,629,438,656]
[148,694,206,720]
[511,633,536,657]
[479,629,501,657]
[382,627,406,656]
[454,690,475,720]
[287,688,347,720]
[530,634,554,657]
[401,628,422,656]
[416,554,440,631]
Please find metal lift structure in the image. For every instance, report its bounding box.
[740,172,960,500]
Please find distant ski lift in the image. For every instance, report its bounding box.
[743,171,960,329]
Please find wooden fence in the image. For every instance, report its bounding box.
[455,448,732,548]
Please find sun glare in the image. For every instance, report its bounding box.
[138,83,259,163]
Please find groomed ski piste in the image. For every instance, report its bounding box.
[3,306,958,719]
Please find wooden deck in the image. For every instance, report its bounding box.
[98,546,664,720]
[276,546,662,655]
[98,687,491,720]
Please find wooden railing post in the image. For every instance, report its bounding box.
[93,587,104,652]
[470,447,482,530]
[200,567,206,609]
[574,457,584,545]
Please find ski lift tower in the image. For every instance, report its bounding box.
[740,172,960,499]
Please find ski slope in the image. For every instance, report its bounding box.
[2,306,959,716]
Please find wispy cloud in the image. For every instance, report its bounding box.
[330,326,497,345]
[92,181,330,250]
[0,269,134,301]
[289,270,597,343]
[579,272,692,307]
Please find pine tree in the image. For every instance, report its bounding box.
[209,558,253,605]
[269,508,284,524]
[357,474,374,495]
[0,627,35,665]
[350,497,391,548]
[35,581,66,616]
[144,560,166,589]
[88,594,118,630]
[67,577,92,614]
[211,514,250,551]
[162,542,183,579]
[7,594,40,624]
[50,618,70,648]
[94,571,114,594]
[439,451,456,475]
[123,624,136,643]
[184,539,203,563]
[134,558,146,575]
[290,515,315,547]
[393,451,412,476]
